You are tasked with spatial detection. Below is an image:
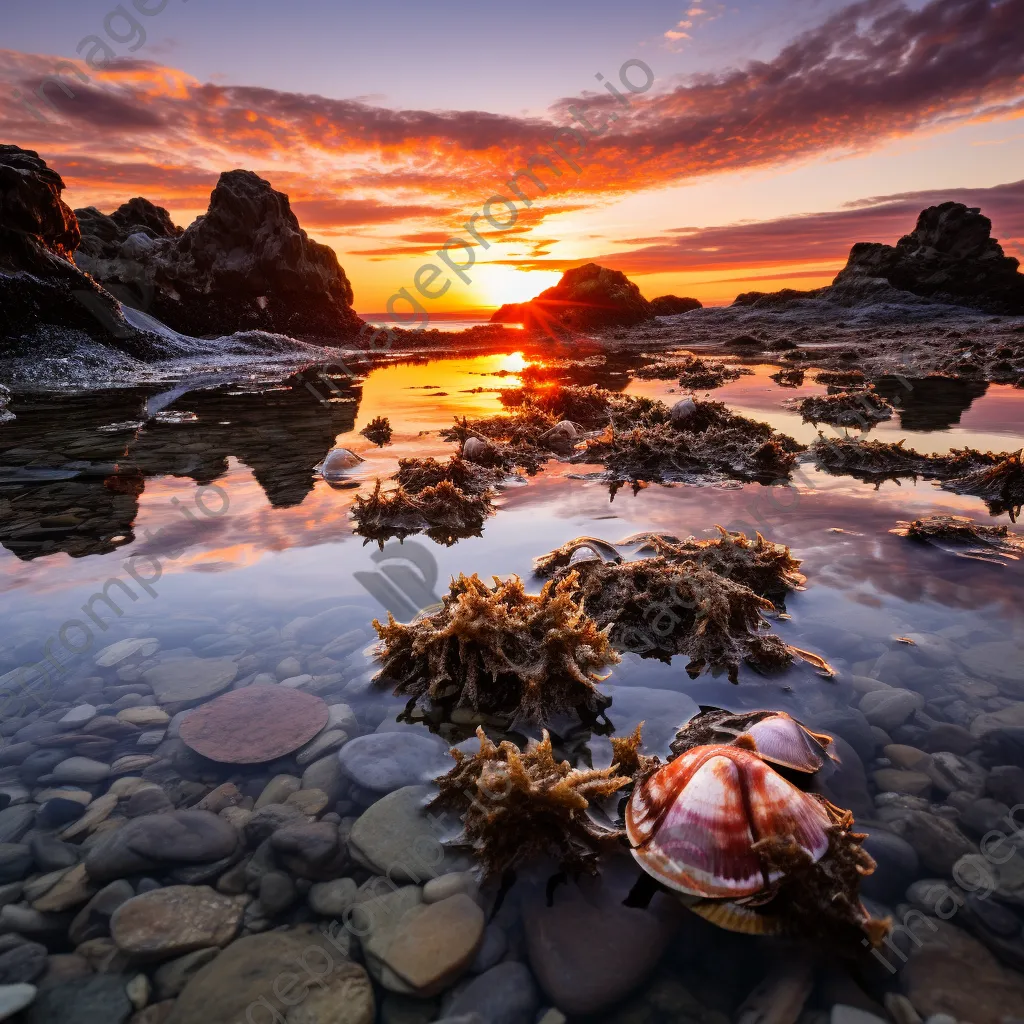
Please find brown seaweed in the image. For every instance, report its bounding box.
[431,726,632,876]
[396,455,504,495]
[942,448,1024,520]
[815,369,867,389]
[501,382,613,426]
[582,421,803,484]
[359,415,392,446]
[891,513,1024,562]
[552,557,817,681]
[771,367,805,388]
[750,804,888,949]
[797,388,894,428]
[372,571,619,725]
[811,435,1010,490]
[622,527,806,606]
[352,479,492,546]
[634,356,750,389]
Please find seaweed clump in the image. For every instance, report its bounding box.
[582,402,804,484]
[771,367,805,388]
[751,806,888,949]
[797,389,894,428]
[396,455,503,495]
[554,557,803,680]
[635,356,750,389]
[352,480,492,546]
[942,448,1024,520]
[534,527,805,608]
[815,369,867,390]
[431,727,631,876]
[359,415,392,446]
[372,572,619,726]
[624,527,806,606]
[891,514,1024,562]
[502,382,612,426]
[440,414,551,473]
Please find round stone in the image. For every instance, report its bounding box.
[111,886,244,959]
[142,658,239,705]
[179,687,329,764]
[95,638,159,669]
[338,732,451,796]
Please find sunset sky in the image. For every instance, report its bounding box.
[3,0,1023,312]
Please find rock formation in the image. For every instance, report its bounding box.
[0,145,145,348]
[649,294,702,316]
[488,263,653,332]
[75,170,364,339]
[831,202,1024,313]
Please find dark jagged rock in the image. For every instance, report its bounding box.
[490,302,525,324]
[493,263,653,333]
[831,202,1024,313]
[0,145,150,348]
[75,198,182,264]
[75,169,364,340]
[649,294,702,316]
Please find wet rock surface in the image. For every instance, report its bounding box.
[75,170,365,340]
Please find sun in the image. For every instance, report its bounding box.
[473,265,562,308]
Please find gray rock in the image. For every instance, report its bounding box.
[831,1007,887,1024]
[301,754,349,803]
[0,941,46,984]
[69,880,134,945]
[446,962,539,1024]
[308,877,358,918]
[927,752,987,795]
[860,828,919,904]
[18,751,64,786]
[0,846,31,885]
[987,765,1024,806]
[890,811,976,875]
[349,786,472,882]
[35,798,85,830]
[152,947,220,1000]
[338,733,451,796]
[84,811,239,883]
[469,924,507,974]
[24,974,132,1024]
[48,758,110,785]
[524,865,683,1017]
[0,806,35,844]
[28,835,78,873]
[58,705,97,727]
[125,787,173,818]
[258,872,296,915]
[859,689,924,731]
[142,658,238,705]
[809,709,877,764]
[0,983,36,1020]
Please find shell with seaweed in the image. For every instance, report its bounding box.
[626,742,833,899]
[671,708,837,773]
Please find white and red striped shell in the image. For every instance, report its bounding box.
[626,743,832,899]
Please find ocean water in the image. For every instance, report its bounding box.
[1,350,1022,1022]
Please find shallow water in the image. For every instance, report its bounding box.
[1,350,1023,1022]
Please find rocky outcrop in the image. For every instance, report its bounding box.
[649,294,702,316]
[0,145,146,348]
[488,263,652,333]
[830,202,1024,313]
[75,170,364,340]
[490,302,525,324]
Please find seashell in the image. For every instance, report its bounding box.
[670,397,698,427]
[742,713,835,773]
[671,708,836,774]
[462,437,493,463]
[539,420,579,444]
[317,447,364,481]
[626,743,832,899]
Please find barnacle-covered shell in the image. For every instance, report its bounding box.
[626,744,832,898]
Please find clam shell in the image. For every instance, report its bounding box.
[462,437,493,463]
[318,447,364,481]
[742,713,835,773]
[626,744,831,898]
